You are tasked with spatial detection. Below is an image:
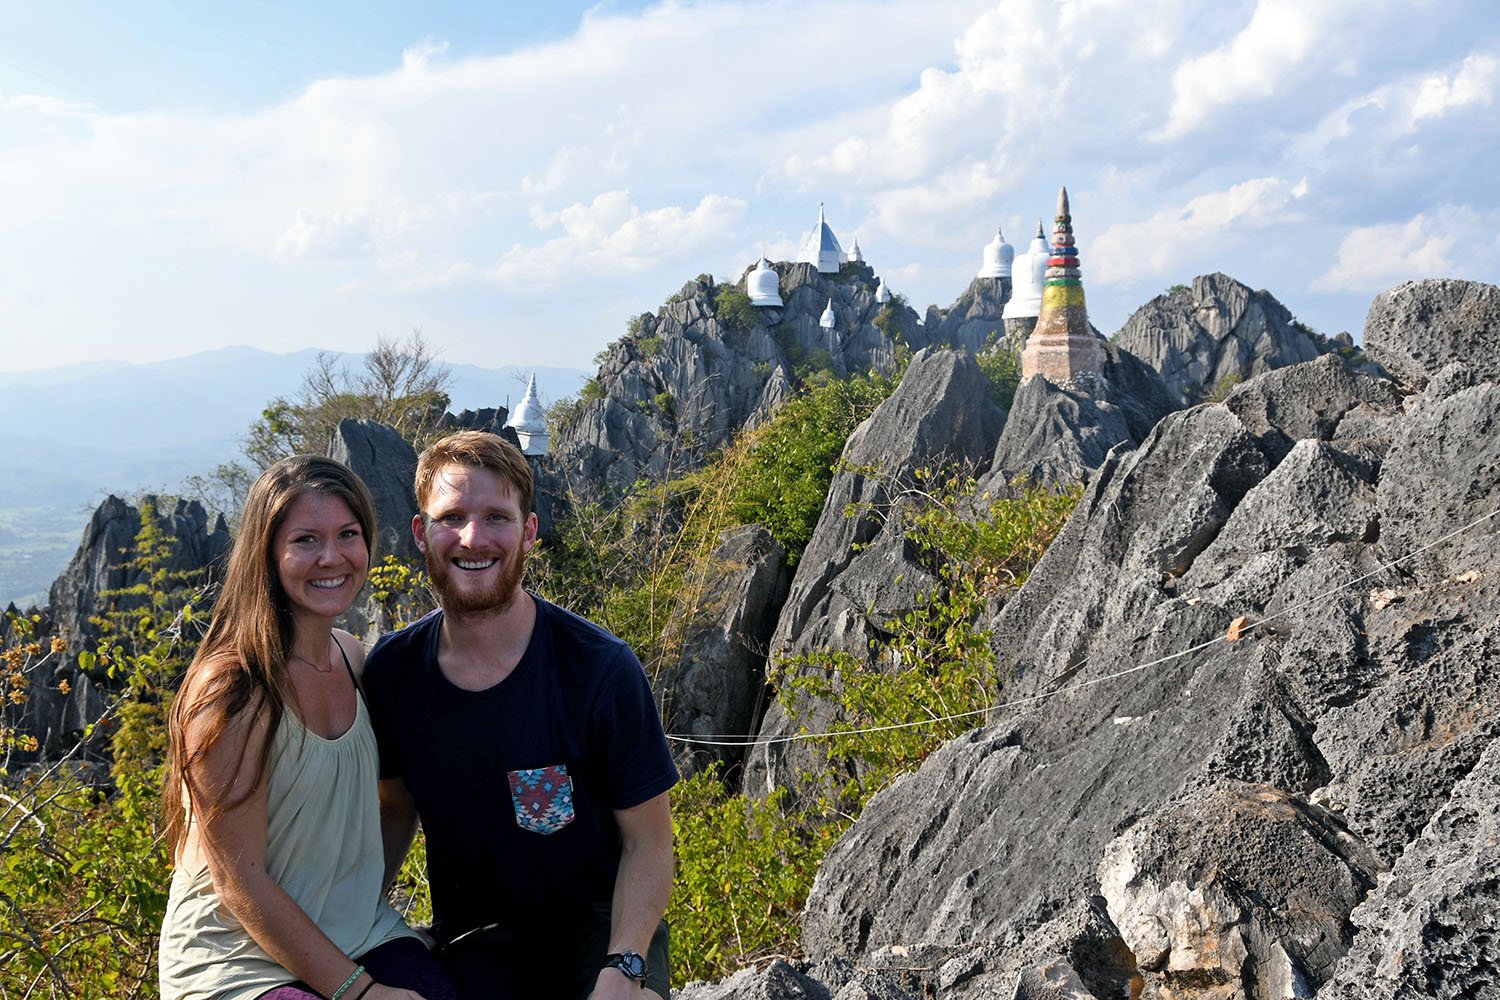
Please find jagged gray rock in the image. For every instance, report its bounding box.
[666,525,790,781]
[1113,273,1326,407]
[36,494,228,755]
[793,285,1498,998]
[743,347,1005,801]
[926,276,1012,353]
[329,418,420,564]
[677,960,832,1000]
[1099,782,1380,999]
[1318,734,1500,1000]
[983,342,1177,490]
[1362,278,1500,390]
[548,262,926,502]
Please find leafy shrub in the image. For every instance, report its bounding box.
[977,346,1021,409]
[713,287,758,334]
[724,371,898,561]
[668,769,843,983]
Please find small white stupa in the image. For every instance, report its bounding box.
[506,373,550,456]
[847,238,864,264]
[875,279,891,305]
[1002,221,1050,323]
[977,227,1015,279]
[819,297,836,330]
[748,256,783,307]
[798,203,844,274]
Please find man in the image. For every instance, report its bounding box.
[364,431,677,999]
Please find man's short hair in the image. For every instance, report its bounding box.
[415,431,534,517]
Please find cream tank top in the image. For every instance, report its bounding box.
[158,692,416,1000]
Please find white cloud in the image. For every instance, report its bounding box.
[1410,52,1498,125]
[492,191,747,286]
[1312,208,1498,291]
[1158,0,1366,139]
[1091,177,1304,285]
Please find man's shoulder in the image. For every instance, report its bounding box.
[366,608,444,679]
[532,596,636,670]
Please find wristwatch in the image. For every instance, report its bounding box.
[603,951,648,986]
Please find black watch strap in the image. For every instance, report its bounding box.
[603,950,648,984]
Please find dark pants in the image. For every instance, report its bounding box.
[439,903,670,999]
[256,935,459,999]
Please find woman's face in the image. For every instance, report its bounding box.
[272,491,369,623]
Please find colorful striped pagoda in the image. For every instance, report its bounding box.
[1020,185,1104,382]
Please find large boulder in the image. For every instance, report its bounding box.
[1318,734,1500,1000]
[1113,273,1325,407]
[1362,278,1500,390]
[926,276,1012,353]
[37,494,228,755]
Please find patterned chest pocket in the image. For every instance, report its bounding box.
[507,765,575,835]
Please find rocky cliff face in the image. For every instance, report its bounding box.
[546,262,926,502]
[683,279,1500,1000]
[1113,273,1332,407]
[31,495,228,755]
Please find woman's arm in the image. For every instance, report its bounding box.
[183,667,422,1000]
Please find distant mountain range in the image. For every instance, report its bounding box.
[0,346,588,607]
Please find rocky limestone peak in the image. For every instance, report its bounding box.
[1113,272,1328,407]
[547,261,928,503]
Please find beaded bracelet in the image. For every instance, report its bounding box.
[330,965,365,1000]
[352,982,376,1000]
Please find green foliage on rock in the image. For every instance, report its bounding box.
[774,472,1083,811]
[977,345,1021,410]
[722,371,898,561]
[713,286,758,334]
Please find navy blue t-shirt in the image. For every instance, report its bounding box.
[363,596,678,941]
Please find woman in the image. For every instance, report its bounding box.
[160,456,457,1000]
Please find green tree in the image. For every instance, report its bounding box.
[245,331,452,468]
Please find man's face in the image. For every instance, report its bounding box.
[414,463,537,616]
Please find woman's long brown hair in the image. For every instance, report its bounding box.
[161,455,377,853]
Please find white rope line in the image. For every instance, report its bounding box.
[665,503,1500,750]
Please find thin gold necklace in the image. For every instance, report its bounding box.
[288,650,333,674]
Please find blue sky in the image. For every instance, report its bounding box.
[1,0,1497,376]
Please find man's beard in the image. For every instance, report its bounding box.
[426,544,527,616]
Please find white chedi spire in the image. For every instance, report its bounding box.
[798,203,844,274]
[748,255,783,307]
[875,278,891,305]
[506,373,551,456]
[819,297,836,330]
[848,238,864,264]
[1002,221,1050,321]
[977,226,1014,279]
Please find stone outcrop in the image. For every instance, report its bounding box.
[547,262,926,502]
[1113,273,1327,407]
[665,525,790,780]
[329,418,421,564]
[35,494,228,755]
[924,276,1012,353]
[984,341,1178,490]
[1361,277,1500,390]
[782,279,1500,1000]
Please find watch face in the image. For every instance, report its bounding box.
[608,952,647,980]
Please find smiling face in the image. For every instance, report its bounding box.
[415,462,538,616]
[272,491,370,624]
